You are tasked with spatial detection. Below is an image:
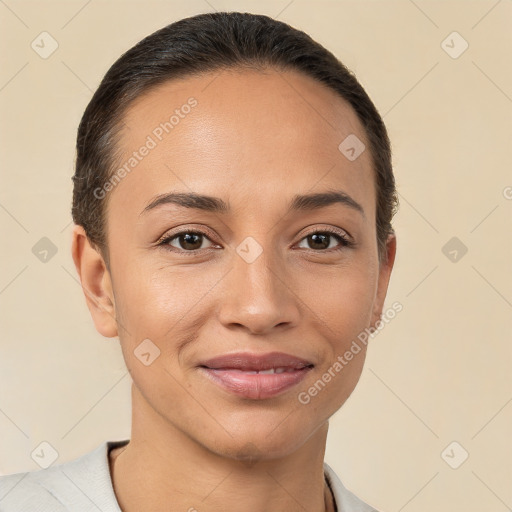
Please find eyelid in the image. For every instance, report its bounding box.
[295,226,354,251]
[297,225,352,242]
[293,223,354,248]
[155,224,218,245]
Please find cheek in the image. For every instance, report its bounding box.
[114,262,218,335]
[112,263,230,388]
[301,261,377,347]
[297,262,376,406]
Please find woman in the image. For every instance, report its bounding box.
[0,11,397,512]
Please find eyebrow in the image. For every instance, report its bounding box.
[140,190,365,218]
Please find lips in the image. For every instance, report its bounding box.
[198,352,314,400]
[200,351,313,371]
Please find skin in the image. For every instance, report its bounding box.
[72,67,396,512]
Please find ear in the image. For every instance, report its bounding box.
[71,225,118,338]
[370,233,397,328]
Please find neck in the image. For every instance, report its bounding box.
[109,384,335,512]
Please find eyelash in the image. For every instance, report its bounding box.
[156,227,354,255]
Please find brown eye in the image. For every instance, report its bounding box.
[161,231,214,251]
[297,231,351,251]
[309,233,330,250]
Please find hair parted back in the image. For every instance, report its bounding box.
[72,11,398,269]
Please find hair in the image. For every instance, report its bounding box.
[71,11,398,269]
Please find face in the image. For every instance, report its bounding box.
[76,68,395,460]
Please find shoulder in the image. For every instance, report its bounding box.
[0,439,128,512]
[323,462,381,512]
[0,468,68,512]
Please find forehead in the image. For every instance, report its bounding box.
[110,68,375,220]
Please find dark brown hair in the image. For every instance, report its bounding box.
[71,11,398,268]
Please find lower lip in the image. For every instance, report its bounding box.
[200,367,312,400]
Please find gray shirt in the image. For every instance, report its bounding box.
[0,440,378,511]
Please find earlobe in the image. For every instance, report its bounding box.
[71,225,118,338]
[371,233,397,329]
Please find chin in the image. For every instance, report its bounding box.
[220,438,305,463]
[204,416,322,462]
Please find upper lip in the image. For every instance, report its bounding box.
[199,351,314,371]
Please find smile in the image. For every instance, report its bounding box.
[198,351,314,400]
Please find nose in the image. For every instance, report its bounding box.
[217,243,301,336]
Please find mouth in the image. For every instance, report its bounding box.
[198,352,314,400]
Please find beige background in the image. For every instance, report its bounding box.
[1,1,511,511]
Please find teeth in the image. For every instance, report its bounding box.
[250,368,290,374]
[217,367,297,374]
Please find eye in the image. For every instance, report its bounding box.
[158,230,216,252]
[156,227,354,255]
[296,229,353,252]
